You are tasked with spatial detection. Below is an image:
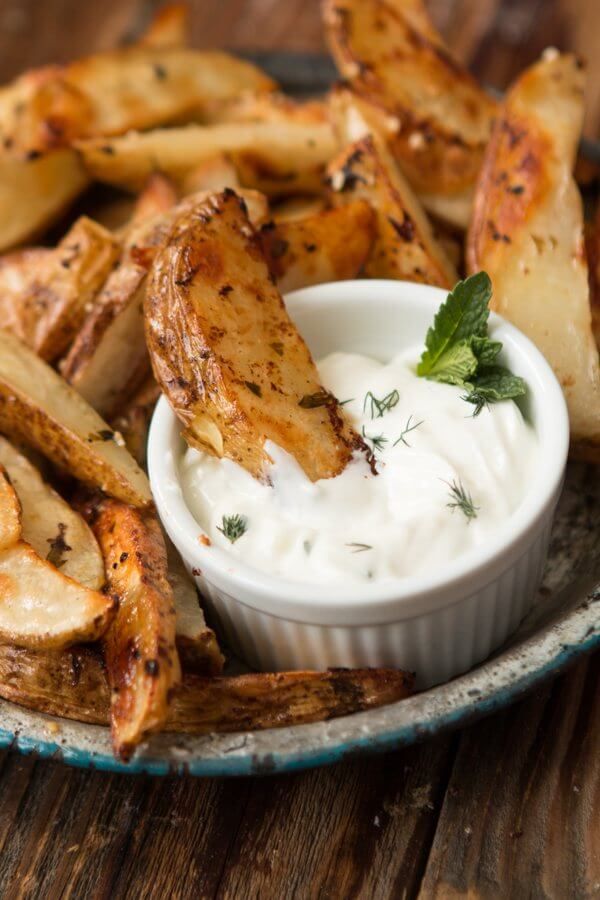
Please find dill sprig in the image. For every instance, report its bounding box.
[462,390,489,417]
[445,480,479,522]
[393,415,424,447]
[363,389,400,419]
[217,513,248,543]
[361,425,387,452]
[346,542,373,553]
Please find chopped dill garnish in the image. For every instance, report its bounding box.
[445,480,479,522]
[393,415,424,447]
[462,390,489,417]
[363,389,400,419]
[217,514,248,543]
[339,398,354,406]
[361,425,387,452]
[303,540,312,555]
[346,542,373,553]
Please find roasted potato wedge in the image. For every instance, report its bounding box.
[323,0,497,228]
[0,215,119,361]
[0,541,113,649]
[110,375,161,468]
[145,189,365,482]
[179,154,241,195]
[87,499,181,760]
[210,91,330,127]
[467,53,600,454]
[586,203,600,353]
[166,538,224,674]
[259,200,376,293]
[75,119,337,196]
[0,465,21,551]
[129,173,179,227]
[0,436,104,589]
[0,643,414,734]
[326,135,458,288]
[62,191,267,417]
[0,330,151,506]
[272,195,326,223]
[138,2,189,49]
[0,148,88,252]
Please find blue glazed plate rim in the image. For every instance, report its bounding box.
[1,579,597,777]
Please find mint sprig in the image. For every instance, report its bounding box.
[417,272,526,409]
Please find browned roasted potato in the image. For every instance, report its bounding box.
[179,154,241,194]
[0,642,415,733]
[87,499,181,760]
[586,204,600,352]
[110,375,162,468]
[138,2,189,48]
[0,464,113,651]
[129,172,179,226]
[0,330,152,506]
[209,91,330,128]
[0,216,119,361]
[259,200,376,293]
[0,148,88,252]
[0,542,114,649]
[0,464,21,550]
[0,435,104,589]
[272,196,326,223]
[323,0,497,228]
[326,134,458,287]
[165,539,224,674]
[62,190,268,417]
[145,189,365,482]
[75,119,337,196]
[467,53,600,456]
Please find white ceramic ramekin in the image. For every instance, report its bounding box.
[148,280,569,687]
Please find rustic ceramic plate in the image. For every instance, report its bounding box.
[0,55,598,775]
[1,463,598,775]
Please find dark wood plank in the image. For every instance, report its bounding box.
[419,654,600,899]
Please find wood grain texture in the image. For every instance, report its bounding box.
[0,1,598,898]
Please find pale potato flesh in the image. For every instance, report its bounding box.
[0,436,104,590]
[76,120,338,196]
[0,148,88,252]
[327,134,458,288]
[145,190,365,482]
[468,54,600,452]
[0,465,21,551]
[0,541,113,649]
[0,330,151,506]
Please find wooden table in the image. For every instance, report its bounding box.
[0,2,598,897]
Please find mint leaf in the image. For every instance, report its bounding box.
[471,336,502,367]
[417,272,492,377]
[426,340,479,386]
[467,367,527,402]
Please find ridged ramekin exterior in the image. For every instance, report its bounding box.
[149,281,570,690]
[180,513,554,688]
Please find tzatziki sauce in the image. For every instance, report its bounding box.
[180,348,537,586]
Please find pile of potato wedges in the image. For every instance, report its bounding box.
[0,0,598,760]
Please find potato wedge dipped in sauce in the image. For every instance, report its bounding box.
[145,188,367,482]
[468,52,600,458]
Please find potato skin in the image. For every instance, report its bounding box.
[86,499,182,760]
[468,53,600,453]
[145,189,366,482]
[259,200,376,293]
[323,0,496,203]
[0,642,414,735]
[327,135,457,288]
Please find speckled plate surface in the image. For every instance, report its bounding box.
[0,463,597,776]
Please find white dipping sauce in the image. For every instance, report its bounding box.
[180,349,537,586]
